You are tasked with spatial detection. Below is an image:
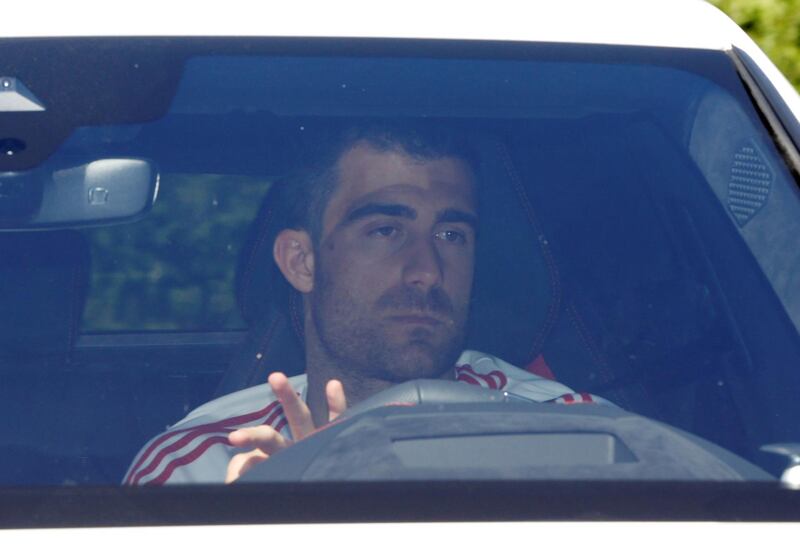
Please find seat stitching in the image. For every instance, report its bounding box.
[566,301,652,410]
[289,292,304,342]
[240,206,274,321]
[565,301,612,381]
[495,141,562,361]
[246,316,280,386]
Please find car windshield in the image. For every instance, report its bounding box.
[2,38,800,489]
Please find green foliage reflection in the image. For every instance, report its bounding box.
[83,174,270,331]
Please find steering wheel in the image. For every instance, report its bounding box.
[239,379,772,483]
[339,378,508,419]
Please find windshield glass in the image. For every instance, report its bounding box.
[2,39,799,488]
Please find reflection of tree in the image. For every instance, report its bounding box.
[83,174,270,331]
[712,0,800,91]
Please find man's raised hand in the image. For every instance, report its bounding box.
[225,372,347,483]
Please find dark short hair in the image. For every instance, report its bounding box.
[275,120,480,244]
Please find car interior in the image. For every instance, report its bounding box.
[2,41,800,486]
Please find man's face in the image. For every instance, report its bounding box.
[309,142,477,382]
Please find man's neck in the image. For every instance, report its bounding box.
[306,366,402,427]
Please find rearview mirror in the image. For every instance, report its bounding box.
[0,158,158,229]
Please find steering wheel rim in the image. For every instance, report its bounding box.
[339,378,508,419]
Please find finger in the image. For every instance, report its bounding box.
[228,425,290,454]
[326,379,347,421]
[268,372,316,439]
[225,449,268,484]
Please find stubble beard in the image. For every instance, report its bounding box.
[309,265,468,385]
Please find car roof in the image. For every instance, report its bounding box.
[6,0,743,50]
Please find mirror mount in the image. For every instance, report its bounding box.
[0,158,158,230]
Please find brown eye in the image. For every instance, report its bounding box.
[370,226,399,238]
[435,229,467,245]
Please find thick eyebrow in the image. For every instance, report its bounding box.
[437,208,478,231]
[339,202,478,232]
[342,203,417,226]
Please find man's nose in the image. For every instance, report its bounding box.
[402,237,444,291]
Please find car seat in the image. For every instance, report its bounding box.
[0,231,93,484]
[0,231,89,366]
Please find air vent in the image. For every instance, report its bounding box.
[727,143,772,227]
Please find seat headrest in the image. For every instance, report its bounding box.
[219,136,559,395]
[466,137,560,366]
[0,231,90,360]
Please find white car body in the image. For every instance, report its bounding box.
[3,0,800,551]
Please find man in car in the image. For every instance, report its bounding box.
[124,123,599,486]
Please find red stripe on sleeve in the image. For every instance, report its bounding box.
[131,404,284,485]
[147,435,233,486]
[455,364,473,376]
[479,371,497,389]
[125,399,282,483]
[455,365,487,387]
[488,370,508,390]
[456,373,481,387]
[525,355,557,381]
[130,427,232,485]
[136,405,287,486]
[457,366,508,391]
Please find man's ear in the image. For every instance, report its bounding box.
[273,229,315,294]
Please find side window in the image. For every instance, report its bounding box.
[82,174,270,332]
